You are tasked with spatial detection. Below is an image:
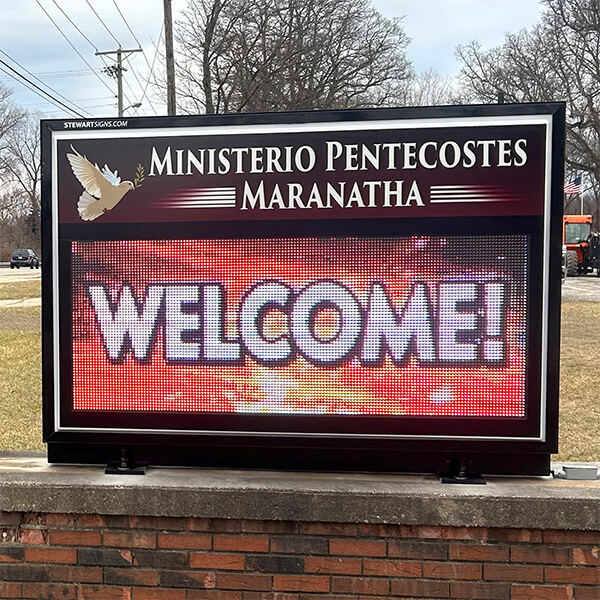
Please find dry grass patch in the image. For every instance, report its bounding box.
[556,301,600,462]
[0,308,44,451]
[0,278,41,301]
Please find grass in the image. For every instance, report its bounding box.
[0,278,41,301]
[556,302,600,462]
[0,295,598,463]
[0,307,43,451]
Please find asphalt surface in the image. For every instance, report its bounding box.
[0,267,41,307]
[562,274,600,302]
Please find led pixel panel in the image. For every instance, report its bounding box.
[71,236,528,418]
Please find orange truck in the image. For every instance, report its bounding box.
[563,214,600,276]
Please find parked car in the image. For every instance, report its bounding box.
[10,248,40,269]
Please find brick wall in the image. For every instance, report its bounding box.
[0,512,598,599]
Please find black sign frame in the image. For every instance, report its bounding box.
[41,103,565,475]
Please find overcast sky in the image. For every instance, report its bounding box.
[0,0,543,119]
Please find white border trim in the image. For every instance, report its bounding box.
[52,113,554,441]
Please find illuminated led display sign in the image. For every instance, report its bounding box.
[41,104,564,474]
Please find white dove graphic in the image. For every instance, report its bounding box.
[66,145,135,221]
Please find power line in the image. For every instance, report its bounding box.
[50,0,98,51]
[35,0,115,96]
[85,0,121,47]
[39,0,136,111]
[109,0,159,114]
[0,62,84,118]
[135,25,164,115]
[112,0,153,72]
[124,56,158,114]
[0,49,92,117]
[18,96,114,108]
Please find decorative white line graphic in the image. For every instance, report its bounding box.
[430,185,519,203]
[153,187,236,209]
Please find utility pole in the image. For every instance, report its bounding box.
[164,0,176,115]
[96,48,142,117]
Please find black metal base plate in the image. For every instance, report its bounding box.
[105,462,147,475]
[439,474,486,485]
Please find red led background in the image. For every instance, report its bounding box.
[71,237,527,417]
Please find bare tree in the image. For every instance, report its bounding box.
[0,112,41,251]
[0,82,23,140]
[173,0,412,114]
[455,0,600,200]
[403,68,456,107]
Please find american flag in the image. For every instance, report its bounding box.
[564,177,582,195]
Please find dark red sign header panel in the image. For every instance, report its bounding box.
[42,105,564,474]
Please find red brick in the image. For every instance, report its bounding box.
[48,566,103,583]
[22,583,77,599]
[245,555,303,574]
[512,545,572,565]
[0,582,22,599]
[103,531,156,549]
[484,563,544,582]
[160,570,216,589]
[77,514,108,528]
[273,575,329,592]
[329,539,386,557]
[190,553,245,570]
[132,589,185,600]
[213,535,268,553]
[331,576,389,595]
[362,559,421,577]
[270,536,327,555]
[300,522,357,536]
[187,593,242,600]
[572,547,600,565]
[451,581,511,599]
[512,584,577,600]
[43,514,75,527]
[48,530,101,546]
[304,556,361,575]
[439,526,488,540]
[543,531,600,545]
[0,513,22,527]
[0,546,25,563]
[574,587,600,600]
[358,523,404,537]
[544,566,600,585]
[243,522,297,534]
[187,519,243,533]
[239,595,299,600]
[105,568,159,586]
[19,528,46,544]
[25,547,77,564]
[217,574,272,591]
[22,513,43,526]
[390,579,449,598]
[423,561,482,580]
[488,529,544,543]
[450,543,509,562]
[388,540,448,560]
[401,525,444,539]
[77,585,131,599]
[158,533,211,550]
[129,516,186,531]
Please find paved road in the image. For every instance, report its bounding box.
[562,274,600,302]
[0,267,41,285]
[0,268,41,307]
